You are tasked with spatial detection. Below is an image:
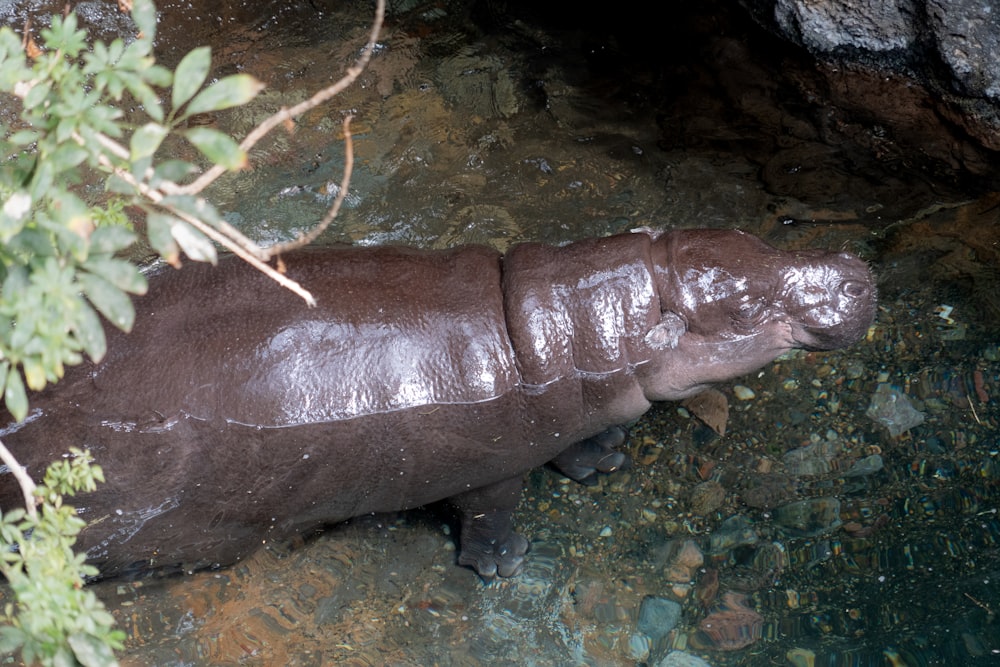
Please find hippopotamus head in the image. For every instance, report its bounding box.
[774,248,876,350]
[638,228,876,400]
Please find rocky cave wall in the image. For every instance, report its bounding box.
[741,0,1000,165]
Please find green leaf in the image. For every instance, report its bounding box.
[21,356,46,391]
[130,0,157,42]
[4,365,27,422]
[151,159,198,185]
[82,256,147,294]
[8,129,39,146]
[89,225,137,255]
[185,74,264,116]
[7,227,52,257]
[171,221,217,264]
[68,631,121,667]
[172,46,211,111]
[52,645,76,667]
[129,122,168,161]
[159,194,222,226]
[0,625,24,654]
[42,12,87,57]
[130,155,153,183]
[77,272,136,333]
[74,298,107,364]
[29,158,54,202]
[124,76,163,123]
[50,142,89,170]
[23,80,52,113]
[0,191,31,242]
[181,126,247,171]
[144,64,173,88]
[106,173,138,196]
[144,212,180,262]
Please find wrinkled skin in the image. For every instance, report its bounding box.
[0,229,876,579]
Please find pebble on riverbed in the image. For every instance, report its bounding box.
[773,497,842,537]
[656,650,714,667]
[687,480,727,515]
[663,539,705,583]
[866,383,925,436]
[637,596,683,641]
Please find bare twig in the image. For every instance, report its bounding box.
[263,114,354,257]
[967,394,981,425]
[80,129,272,262]
[0,439,37,520]
[84,146,318,305]
[177,0,384,197]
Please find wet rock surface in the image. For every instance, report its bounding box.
[0,0,998,665]
[742,0,1000,157]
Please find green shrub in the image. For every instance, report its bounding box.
[0,0,381,658]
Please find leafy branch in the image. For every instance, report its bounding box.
[0,448,122,667]
[0,0,384,420]
[0,0,385,663]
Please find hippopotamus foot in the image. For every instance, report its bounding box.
[550,426,630,486]
[452,476,529,579]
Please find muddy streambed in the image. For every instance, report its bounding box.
[2,0,999,665]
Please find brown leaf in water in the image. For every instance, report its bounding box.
[695,567,720,609]
[21,20,41,59]
[695,592,764,650]
[683,388,729,436]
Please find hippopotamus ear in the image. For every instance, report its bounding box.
[644,311,687,350]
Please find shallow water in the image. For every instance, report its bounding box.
[4,0,1000,665]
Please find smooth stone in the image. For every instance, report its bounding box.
[708,514,759,553]
[787,647,816,667]
[866,383,925,436]
[773,497,843,537]
[637,596,682,641]
[843,453,884,477]
[688,480,726,515]
[782,439,841,475]
[656,649,714,667]
[627,633,650,661]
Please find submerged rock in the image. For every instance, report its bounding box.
[657,650,714,667]
[773,497,843,537]
[709,515,760,553]
[663,540,705,583]
[637,596,683,642]
[688,480,727,515]
[867,383,926,436]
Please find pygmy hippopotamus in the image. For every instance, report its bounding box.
[0,228,876,579]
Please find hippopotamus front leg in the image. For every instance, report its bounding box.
[452,475,530,579]
[550,426,630,486]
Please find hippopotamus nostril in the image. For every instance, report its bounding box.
[840,280,868,299]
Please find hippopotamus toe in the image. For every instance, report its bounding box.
[551,426,631,486]
[458,531,530,579]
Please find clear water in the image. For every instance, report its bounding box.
[4,0,1000,665]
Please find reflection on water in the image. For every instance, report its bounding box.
[4,0,1000,664]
